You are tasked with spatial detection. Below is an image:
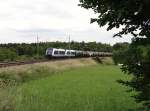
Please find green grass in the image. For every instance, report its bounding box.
[14,65,139,111]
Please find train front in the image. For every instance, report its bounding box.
[45,48,53,58]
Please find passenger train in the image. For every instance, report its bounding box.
[45,48,112,58]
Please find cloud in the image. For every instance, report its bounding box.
[0,0,131,45]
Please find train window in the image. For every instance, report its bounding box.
[67,51,70,54]
[60,51,65,55]
[54,51,58,54]
[71,52,75,55]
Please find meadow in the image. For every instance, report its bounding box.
[0,58,140,111]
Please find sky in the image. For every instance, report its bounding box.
[0,0,132,45]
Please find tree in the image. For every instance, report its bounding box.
[113,42,129,51]
[0,48,17,61]
[119,39,150,110]
[112,42,129,65]
[79,0,150,37]
[112,42,130,64]
[79,0,150,110]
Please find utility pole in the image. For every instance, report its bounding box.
[68,35,71,50]
[37,34,39,56]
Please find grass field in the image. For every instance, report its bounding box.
[13,65,139,111]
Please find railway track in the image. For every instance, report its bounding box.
[0,55,112,68]
[0,58,85,68]
[0,59,49,68]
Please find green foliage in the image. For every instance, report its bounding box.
[79,0,150,37]
[113,42,129,51]
[113,50,126,65]
[117,40,150,110]
[0,48,17,61]
[112,43,129,65]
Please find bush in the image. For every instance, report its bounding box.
[112,50,127,65]
[112,43,129,65]
[119,43,150,110]
[0,48,17,61]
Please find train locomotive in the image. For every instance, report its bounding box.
[45,48,112,58]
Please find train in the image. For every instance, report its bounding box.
[45,48,112,58]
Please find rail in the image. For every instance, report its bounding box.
[0,59,49,68]
[0,54,112,68]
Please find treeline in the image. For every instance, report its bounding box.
[112,42,130,65]
[112,41,150,65]
[0,41,112,61]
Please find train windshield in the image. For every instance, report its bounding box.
[60,51,65,55]
[54,51,59,54]
[47,48,53,54]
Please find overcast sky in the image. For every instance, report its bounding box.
[0,0,131,45]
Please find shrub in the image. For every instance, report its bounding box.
[0,48,17,61]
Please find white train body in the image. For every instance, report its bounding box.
[65,50,75,57]
[46,48,66,57]
[46,48,112,58]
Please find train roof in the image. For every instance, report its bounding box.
[47,48,65,50]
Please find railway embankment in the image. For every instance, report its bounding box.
[0,58,113,85]
[0,57,112,107]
